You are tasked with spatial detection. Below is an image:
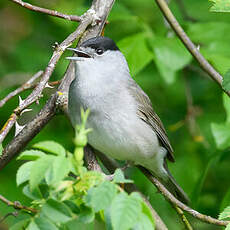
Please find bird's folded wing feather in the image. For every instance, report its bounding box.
[127,79,175,162]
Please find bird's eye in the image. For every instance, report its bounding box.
[96,48,104,55]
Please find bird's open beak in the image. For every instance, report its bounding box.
[66,48,91,61]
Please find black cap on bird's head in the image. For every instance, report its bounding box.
[66,36,119,61]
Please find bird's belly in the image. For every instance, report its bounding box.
[87,111,160,163]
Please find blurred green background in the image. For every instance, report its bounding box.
[1,0,230,229]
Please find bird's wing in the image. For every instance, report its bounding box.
[127,79,175,162]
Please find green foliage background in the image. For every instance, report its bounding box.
[0,0,230,229]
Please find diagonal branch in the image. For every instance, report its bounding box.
[0,70,43,108]
[0,0,115,169]
[154,0,230,97]
[138,166,230,227]
[11,0,81,22]
[0,15,92,144]
[0,194,37,213]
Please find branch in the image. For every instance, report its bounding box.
[0,14,92,144]
[0,0,115,169]
[0,194,37,213]
[138,166,230,227]
[155,0,230,97]
[11,0,81,22]
[0,70,43,108]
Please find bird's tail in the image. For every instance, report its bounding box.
[160,161,189,204]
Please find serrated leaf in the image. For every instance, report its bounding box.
[41,199,72,224]
[219,206,230,220]
[211,123,230,149]
[223,69,230,91]
[34,217,59,230]
[16,161,34,186]
[118,33,154,76]
[152,36,192,84]
[84,181,117,212]
[29,155,54,191]
[110,192,142,230]
[33,141,65,156]
[45,156,70,185]
[17,150,45,161]
[209,0,230,12]
[113,169,133,184]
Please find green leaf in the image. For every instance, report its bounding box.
[66,218,94,230]
[33,141,65,156]
[223,69,230,92]
[27,220,40,230]
[41,199,72,224]
[29,155,54,191]
[133,213,155,230]
[118,33,154,76]
[75,171,104,193]
[211,123,230,149]
[17,150,45,161]
[22,184,42,200]
[140,200,155,228]
[110,192,142,230]
[45,156,70,185]
[152,37,192,84]
[9,218,30,230]
[113,169,133,184]
[78,206,95,223]
[223,93,230,123]
[219,206,230,220]
[34,216,59,230]
[84,181,117,212]
[226,223,230,230]
[0,144,3,156]
[209,0,230,12]
[16,161,34,186]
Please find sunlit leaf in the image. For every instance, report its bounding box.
[16,161,34,186]
[33,141,66,156]
[209,0,230,12]
[17,150,45,161]
[110,192,142,230]
[211,123,230,149]
[219,206,230,220]
[84,181,117,212]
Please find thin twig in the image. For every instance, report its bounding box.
[154,0,230,97]
[0,71,43,108]
[0,78,60,109]
[11,0,81,22]
[0,195,37,213]
[0,211,18,223]
[0,0,115,169]
[138,166,230,227]
[0,16,92,144]
[173,205,193,230]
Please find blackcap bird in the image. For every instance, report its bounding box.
[67,36,189,204]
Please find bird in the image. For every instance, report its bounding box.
[67,36,189,204]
